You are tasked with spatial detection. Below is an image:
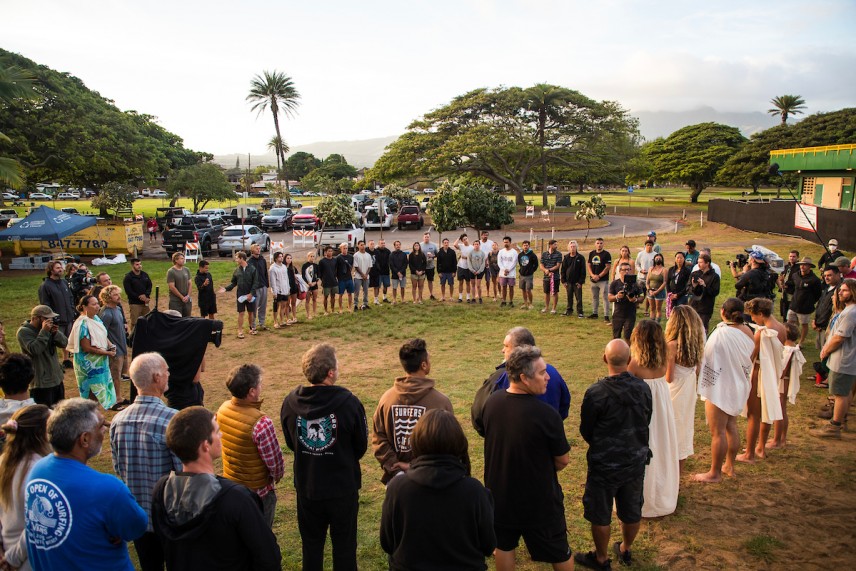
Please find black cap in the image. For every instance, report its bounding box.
[686,239,696,248]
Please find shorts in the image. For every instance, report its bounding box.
[543,277,560,295]
[457,268,472,281]
[411,273,426,282]
[484,267,493,280]
[369,273,379,288]
[582,475,644,526]
[30,384,65,407]
[498,276,516,287]
[392,277,407,290]
[494,521,571,563]
[378,275,391,288]
[236,298,257,313]
[472,271,485,280]
[829,370,856,397]
[275,293,290,302]
[338,279,355,295]
[519,275,534,290]
[787,309,811,326]
[648,289,666,301]
[440,273,455,286]
[323,286,337,297]
[425,268,435,282]
[148,231,156,238]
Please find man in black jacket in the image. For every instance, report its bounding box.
[813,265,841,352]
[373,239,392,303]
[389,240,409,304]
[123,258,153,329]
[787,257,824,345]
[576,339,652,571]
[281,343,368,571]
[152,406,281,571]
[561,240,586,317]
[732,251,771,302]
[690,254,721,331]
[247,244,270,330]
[38,260,76,368]
[778,250,799,318]
[436,238,459,301]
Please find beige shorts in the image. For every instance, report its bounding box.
[787,309,811,326]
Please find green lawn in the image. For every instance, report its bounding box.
[1,222,849,570]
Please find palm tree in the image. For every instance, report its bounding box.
[768,95,806,125]
[0,60,37,189]
[267,135,290,181]
[247,70,300,203]
[525,84,573,207]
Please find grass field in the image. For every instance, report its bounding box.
[1,220,853,570]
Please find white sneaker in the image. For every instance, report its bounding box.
[374,298,380,305]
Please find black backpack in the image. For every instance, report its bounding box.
[470,367,505,437]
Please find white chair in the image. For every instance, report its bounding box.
[184,241,201,263]
[525,205,535,218]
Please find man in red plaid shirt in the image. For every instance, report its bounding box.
[216,364,284,527]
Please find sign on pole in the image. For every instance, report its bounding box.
[794,203,818,232]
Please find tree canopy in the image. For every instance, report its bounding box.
[0,49,210,192]
[0,55,38,189]
[644,122,746,202]
[426,183,513,235]
[168,163,235,212]
[717,108,856,192]
[284,151,321,180]
[369,85,639,205]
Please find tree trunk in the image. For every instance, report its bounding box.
[689,183,704,203]
[512,185,526,206]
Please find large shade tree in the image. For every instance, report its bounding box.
[768,95,806,125]
[247,70,300,203]
[168,163,235,212]
[645,122,746,202]
[369,85,639,206]
[0,56,37,189]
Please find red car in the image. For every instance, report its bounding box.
[396,205,424,230]
[292,206,319,230]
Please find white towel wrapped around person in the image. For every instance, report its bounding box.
[66,315,110,354]
[699,322,754,416]
[754,326,784,424]
[781,345,806,405]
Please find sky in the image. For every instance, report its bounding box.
[5,0,855,155]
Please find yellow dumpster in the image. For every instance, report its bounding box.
[11,221,145,257]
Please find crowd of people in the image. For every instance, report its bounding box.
[0,231,853,570]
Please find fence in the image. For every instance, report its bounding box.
[708,199,856,251]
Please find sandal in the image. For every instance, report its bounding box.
[613,542,632,566]
[237,332,245,339]
[110,403,128,412]
[249,329,257,335]
[574,551,612,571]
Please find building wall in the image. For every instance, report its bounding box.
[708,199,856,251]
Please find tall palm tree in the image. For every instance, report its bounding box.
[525,84,573,207]
[247,71,300,203]
[267,135,290,181]
[768,95,806,125]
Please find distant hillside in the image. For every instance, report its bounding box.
[213,135,398,170]
[631,106,782,141]
[214,108,787,170]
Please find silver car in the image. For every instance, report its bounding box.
[217,225,270,256]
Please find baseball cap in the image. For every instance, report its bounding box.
[647,231,657,237]
[749,250,765,261]
[685,239,696,248]
[31,305,59,319]
[828,239,838,246]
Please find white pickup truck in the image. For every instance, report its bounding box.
[313,222,365,253]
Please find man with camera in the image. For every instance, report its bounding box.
[689,254,721,331]
[17,305,68,406]
[730,251,772,302]
[608,262,643,341]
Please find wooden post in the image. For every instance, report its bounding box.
[674,221,678,233]
[700,211,704,227]
[622,225,626,238]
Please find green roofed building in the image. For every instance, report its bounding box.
[770,144,856,211]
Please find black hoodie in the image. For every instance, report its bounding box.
[280,384,368,500]
[381,455,496,571]
[152,472,281,571]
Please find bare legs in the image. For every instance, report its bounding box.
[693,400,739,483]
[737,367,761,463]
[305,291,316,319]
[494,549,572,571]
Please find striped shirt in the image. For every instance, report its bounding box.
[110,395,182,532]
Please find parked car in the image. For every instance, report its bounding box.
[396,205,424,230]
[292,206,319,230]
[151,189,168,197]
[423,188,436,195]
[0,208,18,222]
[419,197,431,211]
[60,207,80,215]
[156,207,193,232]
[363,206,394,229]
[29,192,51,200]
[218,225,270,256]
[57,192,78,200]
[261,207,294,232]
[163,216,226,257]
[314,221,365,253]
[222,207,263,226]
[197,208,227,219]
[2,192,18,200]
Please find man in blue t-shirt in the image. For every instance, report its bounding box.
[26,398,147,571]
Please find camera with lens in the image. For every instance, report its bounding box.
[726,253,748,269]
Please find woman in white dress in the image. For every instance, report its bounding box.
[629,319,680,518]
[693,298,755,483]
[664,305,706,474]
[0,404,51,571]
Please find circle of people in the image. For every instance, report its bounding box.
[0,233,854,570]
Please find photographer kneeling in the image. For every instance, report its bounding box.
[609,262,643,341]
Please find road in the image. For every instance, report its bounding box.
[143,215,673,259]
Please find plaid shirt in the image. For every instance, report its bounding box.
[110,396,182,532]
[252,415,285,497]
